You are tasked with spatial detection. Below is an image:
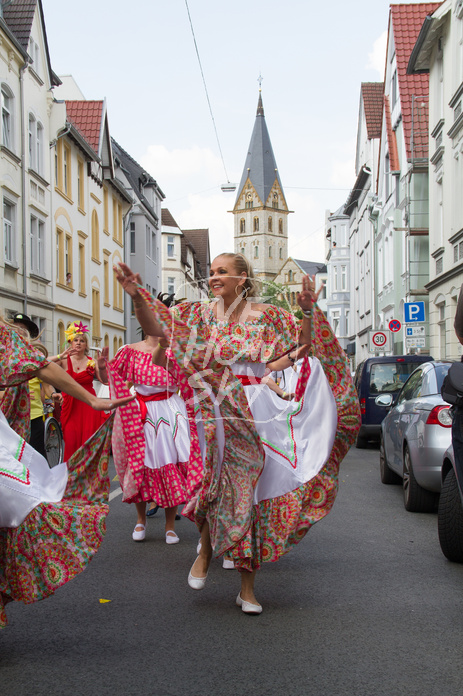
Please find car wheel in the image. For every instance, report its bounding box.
[356,434,368,449]
[379,434,401,485]
[403,445,438,513]
[438,468,463,563]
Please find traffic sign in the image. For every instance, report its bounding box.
[406,337,426,348]
[404,302,425,323]
[389,319,401,332]
[369,330,391,352]
[406,325,425,337]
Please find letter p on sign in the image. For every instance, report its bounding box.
[404,302,425,323]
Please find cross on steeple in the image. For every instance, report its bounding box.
[257,73,263,90]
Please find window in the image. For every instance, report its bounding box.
[113,336,118,356]
[272,192,278,209]
[28,115,43,174]
[333,266,338,291]
[113,254,123,309]
[436,257,443,275]
[56,228,72,285]
[92,288,101,338]
[345,310,349,337]
[167,236,175,258]
[113,199,122,244]
[253,217,259,232]
[269,246,272,258]
[63,143,71,196]
[254,246,259,259]
[331,310,340,337]
[279,247,283,259]
[288,270,292,281]
[279,219,283,234]
[77,159,85,210]
[91,210,99,261]
[268,216,272,232]
[167,276,175,294]
[30,215,45,275]
[130,222,136,254]
[29,38,40,77]
[3,199,15,264]
[57,321,65,354]
[341,265,347,291]
[240,218,245,234]
[240,247,245,255]
[79,242,85,294]
[151,230,156,262]
[391,69,398,107]
[104,257,109,305]
[103,188,109,233]
[385,153,390,199]
[1,86,12,149]
[65,235,72,279]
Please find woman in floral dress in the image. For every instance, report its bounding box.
[0,318,132,628]
[115,254,360,614]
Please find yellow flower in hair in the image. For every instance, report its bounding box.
[65,321,89,343]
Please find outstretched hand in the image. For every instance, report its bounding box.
[97,346,109,370]
[90,394,134,411]
[114,262,143,299]
[298,275,315,313]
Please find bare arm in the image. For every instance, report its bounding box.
[36,361,133,411]
[114,262,165,338]
[267,344,309,372]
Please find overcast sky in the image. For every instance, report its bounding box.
[41,1,427,263]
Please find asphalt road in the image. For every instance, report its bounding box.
[2,445,463,696]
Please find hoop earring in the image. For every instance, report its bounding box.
[235,284,249,300]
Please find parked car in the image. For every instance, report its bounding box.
[438,445,463,562]
[354,354,433,448]
[379,361,453,512]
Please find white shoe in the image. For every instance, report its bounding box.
[188,558,208,590]
[222,558,235,569]
[196,539,202,554]
[166,531,180,545]
[236,593,262,614]
[132,524,146,542]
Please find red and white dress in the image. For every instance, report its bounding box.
[107,346,202,507]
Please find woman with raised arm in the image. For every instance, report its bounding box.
[115,254,360,614]
[0,317,133,628]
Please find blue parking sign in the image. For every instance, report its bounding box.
[404,302,425,323]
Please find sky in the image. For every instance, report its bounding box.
[41,0,426,263]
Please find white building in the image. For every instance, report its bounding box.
[408,0,463,359]
[325,206,351,350]
[161,209,209,302]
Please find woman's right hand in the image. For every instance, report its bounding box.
[114,262,143,299]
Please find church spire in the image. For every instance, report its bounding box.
[257,91,264,116]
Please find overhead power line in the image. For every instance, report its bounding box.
[184,0,231,185]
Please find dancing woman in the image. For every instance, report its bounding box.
[101,321,202,544]
[115,254,360,614]
[56,322,106,461]
[0,318,132,628]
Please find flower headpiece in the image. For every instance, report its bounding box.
[65,321,89,343]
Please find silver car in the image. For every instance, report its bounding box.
[379,361,453,512]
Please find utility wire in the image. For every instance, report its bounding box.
[184,0,231,184]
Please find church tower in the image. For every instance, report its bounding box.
[232,90,291,282]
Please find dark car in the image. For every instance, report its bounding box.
[353,354,433,448]
[438,445,463,563]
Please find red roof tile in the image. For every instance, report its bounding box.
[361,83,384,139]
[384,95,400,171]
[390,3,441,159]
[65,101,103,154]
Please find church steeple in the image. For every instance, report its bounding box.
[232,90,291,282]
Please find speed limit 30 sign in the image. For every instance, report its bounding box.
[369,330,391,352]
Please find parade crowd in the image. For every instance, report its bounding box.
[0,252,361,626]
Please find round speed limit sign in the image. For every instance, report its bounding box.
[372,331,387,348]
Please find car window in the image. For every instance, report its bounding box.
[369,363,419,395]
[434,363,451,393]
[398,369,423,404]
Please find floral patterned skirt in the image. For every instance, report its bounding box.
[0,418,112,628]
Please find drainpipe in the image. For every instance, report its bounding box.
[20,56,30,314]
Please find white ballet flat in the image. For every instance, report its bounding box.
[236,593,262,614]
[132,524,146,542]
[166,531,180,545]
[188,558,208,590]
[222,558,235,569]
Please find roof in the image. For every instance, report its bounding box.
[66,101,103,153]
[344,166,372,216]
[112,138,164,220]
[390,3,441,159]
[361,83,384,139]
[293,259,327,276]
[182,228,210,276]
[161,208,180,229]
[235,92,285,207]
[407,6,450,74]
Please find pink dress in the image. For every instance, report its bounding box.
[107,346,202,507]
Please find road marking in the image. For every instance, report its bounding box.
[109,488,122,501]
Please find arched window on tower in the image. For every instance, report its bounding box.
[279,218,283,234]
[240,218,245,234]
[269,246,272,258]
[253,217,259,232]
[268,216,272,232]
[254,246,259,259]
[288,270,292,281]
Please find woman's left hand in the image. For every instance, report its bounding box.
[97,346,109,370]
[89,395,134,411]
[298,275,314,313]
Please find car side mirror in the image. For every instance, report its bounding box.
[375,394,393,408]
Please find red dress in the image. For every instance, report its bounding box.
[61,356,105,461]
